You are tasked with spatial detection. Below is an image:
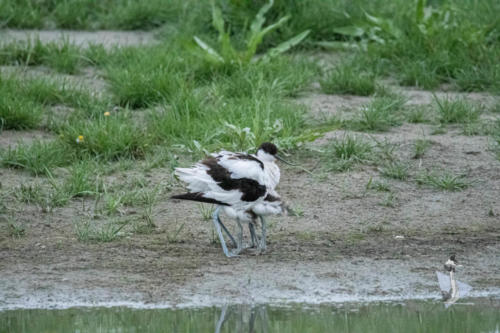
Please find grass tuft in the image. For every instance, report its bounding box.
[380,161,410,180]
[75,218,129,243]
[60,112,151,160]
[320,63,376,96]
[349,95,406,132]
[406,105,433,124]
[1,140,72,175]
[323,135,372,172]
[416,170,472,191]
[413,139,431,159]
[434,96,482,124]
[0,38,83,74]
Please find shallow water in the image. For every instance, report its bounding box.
[1,299,499,333]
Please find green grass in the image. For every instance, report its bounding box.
[320,62,376,96]
[366,178,391,192]
[147,89,309,152]
[0,38,83,74]
[1,140,72,175]
[13,160,102,209]
[322,135,373,171]
[0,0,197,30]
[0,73,102,131]
[416,170,472,191]
[0,95,43,130]
[380,161,410,180]
[406,105,433,124]
[349,95,406,132]
[398,60,440,89]
[198,204,215,221]
[1,0,498,215]
[434,96,482,124]
[105,51,183,108]
[15,183,46,205]
[379,192,397,208]
[60,112,151,160]
[1,0,499,98]
[7,220,26,238]
[211,56,317,98]
[491,100,500,114]
[75,218,129,243]
[0,75,43,130]
[413,139,431,159]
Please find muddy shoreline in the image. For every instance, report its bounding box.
[1,228,499,310]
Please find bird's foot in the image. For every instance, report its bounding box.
[243,242,256,250]
[228,248,242,257]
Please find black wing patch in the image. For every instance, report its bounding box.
[171,192,230,206]
[202,157,266,202]
[264,193,280,202]
[227,153,264,170]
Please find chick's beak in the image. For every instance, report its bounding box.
[276,154,295,166]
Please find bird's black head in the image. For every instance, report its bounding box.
[258,142,278,155]
[450,254,457,263]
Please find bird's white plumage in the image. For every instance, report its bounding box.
[174,148,284,222]
[174,143,287,257]
[214,151,266,184]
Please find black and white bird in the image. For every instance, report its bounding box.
[172,142,288,257]
[436,255,472,308]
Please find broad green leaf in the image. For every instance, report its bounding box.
[313,41,359,51]
[365,12,383,26]
[365,12,401,39]
[211,2,235,61]
[333,26,365,37]
[250,0,274,34]
[416,0,426,24]
[193,36,224,63]
[262,30,310,61]
[211,1,225,35]
[246,15,290,61]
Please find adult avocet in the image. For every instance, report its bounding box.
[172,142,288,257]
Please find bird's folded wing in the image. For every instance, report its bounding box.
[215,152,266,185]
[436,271,451,292]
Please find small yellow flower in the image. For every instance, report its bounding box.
[104,111,110,117]
[76,135,84,143]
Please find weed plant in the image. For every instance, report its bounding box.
[416,170,472,191]
[320,63,376,96]
[434,96,482,124]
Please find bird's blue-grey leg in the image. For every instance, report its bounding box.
[215,305,228,333]
[216,211,237,247]
[248,223,258,248]
[229,218,243,256]
[259,216,267,252]
[212,206,237,257]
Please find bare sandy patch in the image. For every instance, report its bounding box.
[1,29,156,48]
[0,130,54,149]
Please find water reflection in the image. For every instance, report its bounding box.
[1,299,499,333]
[215,304,269,333]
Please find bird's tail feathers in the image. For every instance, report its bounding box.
[171,192,229,206]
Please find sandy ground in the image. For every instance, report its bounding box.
[1,29,156,48]
[1,31,499,310]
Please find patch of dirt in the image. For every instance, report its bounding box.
[1,65,109,97]
[298,93,370,119]
[0,130,54,149]
[300,87,497,120]
[1,29,156,48]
